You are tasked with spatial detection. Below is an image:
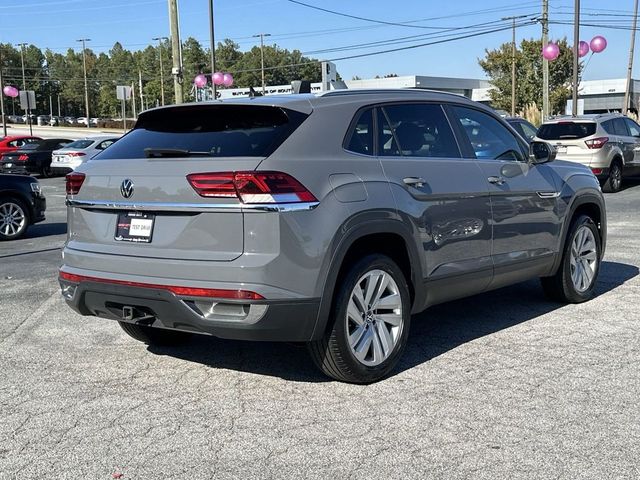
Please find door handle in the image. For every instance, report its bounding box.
[403,177,426,188]
[487,176,506,185]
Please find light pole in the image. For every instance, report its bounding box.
[17,43,32,135]
[252,33,271,95]
[571,0,580,117]
[501,16,527,117]
[152,37,168,105]
[209,0,217,100]
[0,48,6,137]
[76,38,91,128]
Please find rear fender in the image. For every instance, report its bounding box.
[310,212,424,341]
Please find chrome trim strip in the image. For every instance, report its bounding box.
[536,191,561,199]
[65,198,319,213]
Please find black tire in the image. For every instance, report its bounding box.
[308,254,411,384]
[118,322,192,346]
[0,197,30,241]
[541,215,601,303]
[602,160,623,193]
[40,164,52,178]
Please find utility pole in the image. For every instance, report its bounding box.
[152,36,168,105]
[17,43,32,136]
[0,48,7,137]
[624,0,639,114]
[138,69,145,111]
[501,17,527,117]
[168,0,183,104]
[76,38,91,128]
[571,0,580,117]
[253,33,271,95]
[209,0,217,100]
[542,0,550,119]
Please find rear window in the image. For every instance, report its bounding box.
[63,139,94,149]
[537,122,596,140]
[94,105,308,160]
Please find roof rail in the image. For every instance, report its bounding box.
[318,88,467,99]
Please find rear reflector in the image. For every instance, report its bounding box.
[591,168,603,175]
[58,271,265,300]
[585,137,609,149]
[65,172,85,195]
[187,171,317,203]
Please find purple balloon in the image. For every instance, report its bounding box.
[590,35,607,53]
[2,85,19,98]
[542,43,560,61]
[578,40,590,58]
[194,74,207,88]
[212,72,224,86]
[222,73,234,87]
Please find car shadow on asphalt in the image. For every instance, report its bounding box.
[147,260,638,383]
[25,222,67,238]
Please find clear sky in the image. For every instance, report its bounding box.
[0,0,636,82]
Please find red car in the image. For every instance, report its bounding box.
[0,135,42,156]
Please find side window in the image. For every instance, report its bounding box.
[380,103,460,158]
[520,122,538,141]
[345,109,373,155]
[98,140,115,150]
[601,119,615,135]
[451,106,526,161]
[613,118,630,136]
[7,140,17,147]
[377,108,401,156]
[625,118,640,137]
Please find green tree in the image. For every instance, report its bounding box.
[479,38,575,115]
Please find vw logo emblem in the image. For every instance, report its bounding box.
[120,179,134,199]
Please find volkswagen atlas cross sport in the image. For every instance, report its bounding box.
[59,90,606,384]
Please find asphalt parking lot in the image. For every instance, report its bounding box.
[1,176,639,479]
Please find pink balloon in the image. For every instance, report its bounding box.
[194,74,207,88]
[542,43,560,61]
[578,40,590,57]
[222,73,233,87]
[590,35,607,53]
[212,72,224,86]
[3,85,19,98]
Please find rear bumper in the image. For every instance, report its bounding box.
[59,271,320,342]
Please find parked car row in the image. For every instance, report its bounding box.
[0,135,120,177]
[5,115,105,126]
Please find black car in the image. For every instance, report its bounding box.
[0,174,46,240]
[506,117,539,143]
[1,138,73,177]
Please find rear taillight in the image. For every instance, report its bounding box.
[66,172,85,195]
[18,154,29,161]
[591,168,603,175]
[585,137,609,149]
[67,152,86,157]
[187,171,317,203]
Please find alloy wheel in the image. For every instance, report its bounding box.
[0,202,26,238]
[611,164,622,191]
[346,269,404,367]
[570,226,598,292]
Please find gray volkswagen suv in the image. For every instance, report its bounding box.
[59,90,606,383]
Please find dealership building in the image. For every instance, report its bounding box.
[218,74,640,114]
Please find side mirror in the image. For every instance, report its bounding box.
[529,141,556,164]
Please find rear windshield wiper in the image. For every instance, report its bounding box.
[144,148,212,158]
